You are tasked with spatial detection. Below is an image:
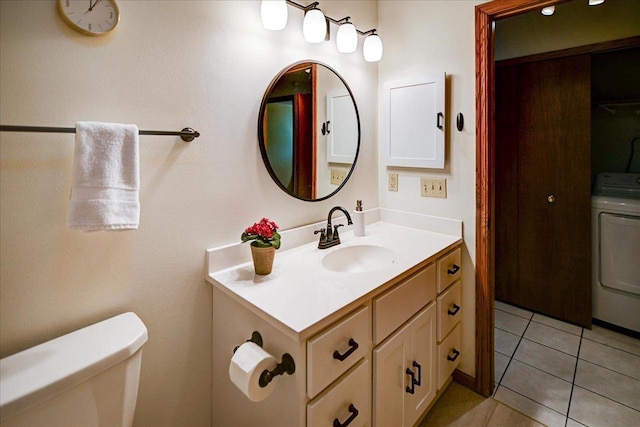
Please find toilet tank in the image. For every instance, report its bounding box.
[0,312,148,427]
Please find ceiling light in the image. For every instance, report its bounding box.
[541,6,555,15]
[261,0,288,31]
[589,0,605,5]
[363,33,383,62]
[336,20,358,53]
[303,7,327,43]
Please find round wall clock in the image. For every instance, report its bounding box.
[57,0,120,36]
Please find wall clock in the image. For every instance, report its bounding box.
[57,0,120,36]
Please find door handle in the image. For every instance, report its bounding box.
[405,361,422,394]
[333,404,358,427]
[447,348,461,362]
[547,194,556,204]
[448,304,461,316]
[333,338,359,361]
[447,264,460,275]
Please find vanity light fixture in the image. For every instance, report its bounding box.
[260,0,383,62]
[363,31,383,62]
[336,18,358,53]
[588,0,605,5]
[261,0,288,31]
[303,5,327,43]
[541,5,555,15]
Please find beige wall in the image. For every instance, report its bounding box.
[377,0,483,377]
[0,1,378,426]
[495,0,640,60]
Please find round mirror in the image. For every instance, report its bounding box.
[258,61,360,201]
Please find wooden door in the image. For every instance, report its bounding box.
[496,55,592,327]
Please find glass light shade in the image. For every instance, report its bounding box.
[363,34,383,62]
[261,0,288,31]
[589,0,605,5]
[303,8,326,43]
[541,6,555,15]
[336,22,358,53]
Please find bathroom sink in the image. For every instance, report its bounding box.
[322,245,396,273]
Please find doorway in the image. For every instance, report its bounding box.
[474,0,640,397]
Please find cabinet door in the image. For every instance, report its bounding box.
[373,304,436,427]
[373,324,408,427]
[404,303,436,427]
[382,74,446,169]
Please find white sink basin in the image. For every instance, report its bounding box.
[322,245,396,273]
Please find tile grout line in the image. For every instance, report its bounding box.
[495,312,533,389]
[564,327,584,427]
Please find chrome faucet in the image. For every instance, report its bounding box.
[314,206,353,249]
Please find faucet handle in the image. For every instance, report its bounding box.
[314,228,326,241]
[333,224,344,241]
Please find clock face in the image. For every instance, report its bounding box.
[57,0,120,36]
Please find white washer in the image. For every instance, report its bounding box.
[592,173,640,333]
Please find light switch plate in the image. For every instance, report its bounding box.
[330,169,347,185]
[420,178,447,198]
[388,173,398,192]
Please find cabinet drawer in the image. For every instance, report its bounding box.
[307,358,372,427]
[373,264,436,344]
[437,323,461,390]
[436,280,462,342]
[437,247,461,293]
[307,306,371,398]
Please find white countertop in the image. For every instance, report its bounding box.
[207,214,462,339]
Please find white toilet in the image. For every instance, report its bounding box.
[0,312,148,427]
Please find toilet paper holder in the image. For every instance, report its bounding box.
[233,331,296,388]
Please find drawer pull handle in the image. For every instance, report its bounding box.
[333,338,359,361]
[447,304,461,316]
[405,361,422,394]
[447,348,460,362]
[447,264,460,275]
[333,404,359,427]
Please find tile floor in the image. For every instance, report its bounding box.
[421,381,545,427]
[494,301,640,427]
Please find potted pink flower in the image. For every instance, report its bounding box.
[241,218,280,275]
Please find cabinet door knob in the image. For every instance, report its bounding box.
[333,338,359,361]
[547,194,556,204]
[333,404,359,427]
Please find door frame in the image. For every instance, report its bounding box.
[476,0,640,397]
[474,0,566,397]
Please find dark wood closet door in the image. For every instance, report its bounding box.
[496,55,592,327]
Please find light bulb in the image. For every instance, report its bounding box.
[336,22,358,53]
[261,0,288,31]
[541,6,555,15]
[588,0,605,5]
[303,8,326,43]
[363,34,383,62]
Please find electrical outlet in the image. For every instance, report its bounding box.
[388,173,398,192]
[330,168,347,185]
[420,178,447,198]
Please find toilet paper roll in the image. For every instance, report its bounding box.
[229,342,278,402]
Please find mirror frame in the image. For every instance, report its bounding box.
[258,60,361,202]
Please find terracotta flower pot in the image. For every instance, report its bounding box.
[250,243,275,275]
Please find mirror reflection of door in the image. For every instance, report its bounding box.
[264,64,316,199]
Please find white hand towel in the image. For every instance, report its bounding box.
[67,121,140,231]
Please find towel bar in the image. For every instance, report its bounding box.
[0,125,200,142]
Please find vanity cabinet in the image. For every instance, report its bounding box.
[208,221,463,427]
